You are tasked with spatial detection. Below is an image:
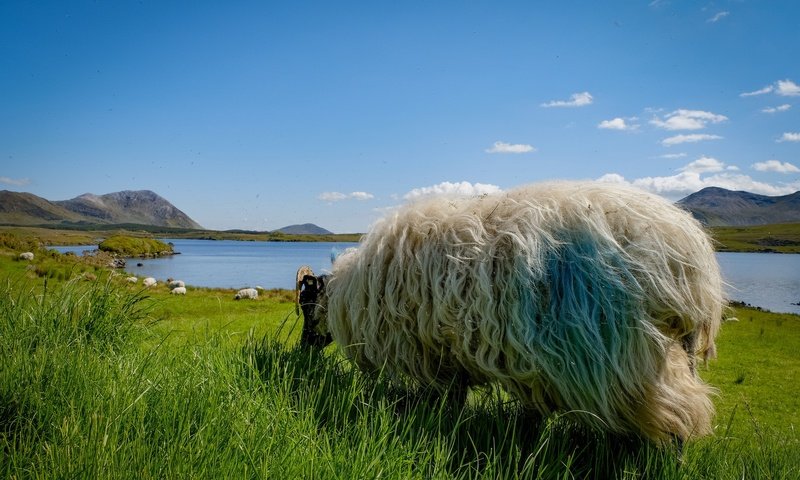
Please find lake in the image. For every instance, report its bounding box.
[52,241,800,315]
[54,239,359,291]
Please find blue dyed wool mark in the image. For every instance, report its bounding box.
[515,234,650,416]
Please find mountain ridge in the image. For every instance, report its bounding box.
[677,187,800,226]
[0,189,203,229]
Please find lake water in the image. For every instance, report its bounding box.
[53,239,358,291]
[716,252,800,315]
[51,241,800,314]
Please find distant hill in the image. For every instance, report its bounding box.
[274,223,333,235]
[677,187,800,226]
[0,190,86,224]
[0,190,203,229]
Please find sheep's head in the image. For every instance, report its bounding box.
[296,269,332,348]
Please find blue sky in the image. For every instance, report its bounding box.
[1,1,798,233]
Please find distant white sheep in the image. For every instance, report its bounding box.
[170,286,187,295]
[234,288,258,300]
[126,276,139,283]
[168,280,185,289]
[19,252,34,261]
[143,277,157,288]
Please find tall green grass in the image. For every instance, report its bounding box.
[1,276,798,478]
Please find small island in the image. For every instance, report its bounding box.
[98,235,175,258]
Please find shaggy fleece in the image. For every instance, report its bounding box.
[322,181,724,442]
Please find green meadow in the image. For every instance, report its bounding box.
[1,237,799,478]
[710,223,800,254]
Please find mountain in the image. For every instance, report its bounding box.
[0,190,203,229]
[55,190,203,229]
[677,187,800,226]
[0,190,86,224]
[274,223,333,235]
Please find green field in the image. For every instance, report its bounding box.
[1,238,799,478]
[710,223,800,253]
[5,222,800,255]
[0,224,363,246]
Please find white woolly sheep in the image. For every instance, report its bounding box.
[168,280,185,289]
[19,252,34,261]
[142,277,157,288]
[170,286,187,295]
[234,287,259,300]
[300,181,724,445]
[126,276,139,283]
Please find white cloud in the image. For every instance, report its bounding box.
[319,191,375,202]
[762,104,792,114]
[752,160,800,173]
[776,79,800,96]
[707,11,730,23]
[778,132,800,143]
[0,176,30,186]
[599,170,800,199]
[659,153,688,159]
[597,173,627,184]
[404,181,502,200]
[350,191,375,200]
[662,133,723,146]
[740,85,774,97]
[741,79,800,97]
[485,141,536,154]
[650,109,728,131]
[541,92,593,108]
[598,117,639,131]
[318,192,348,202]
[679,156,728,174]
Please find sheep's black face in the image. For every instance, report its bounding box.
[298,274,332,348]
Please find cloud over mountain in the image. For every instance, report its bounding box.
[752,160,800,173]
[599,157,800,199]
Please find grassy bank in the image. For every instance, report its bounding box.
[6,222,800,253]
[1,262,798,478]
[710,223,800,253]
[0,224,362,246]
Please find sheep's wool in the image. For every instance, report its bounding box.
[323,181,723,442]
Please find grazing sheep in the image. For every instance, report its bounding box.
[300,181,724,444]
[126,276,139,283]
[19,252,34,261]
[142,277,157,288]
[170,286,187,295]
[168,280,185,290]
[296,267,332,347]
[234,287,258,300]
